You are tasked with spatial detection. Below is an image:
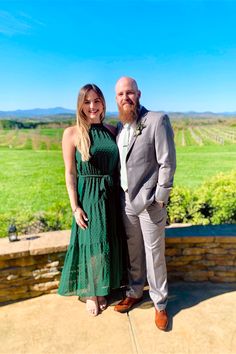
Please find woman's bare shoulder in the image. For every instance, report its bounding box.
[63,125,77,135]
[62,125,77,146]
[63,125,77,138]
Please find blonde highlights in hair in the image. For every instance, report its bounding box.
[76,84,106,161]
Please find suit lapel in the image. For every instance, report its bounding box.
[127,106,148,159]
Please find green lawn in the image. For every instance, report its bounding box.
[1,120,235,236]
[1,145,236,215]
[0,150,67,214]
[175,145,236,188]
[0,145,236,237]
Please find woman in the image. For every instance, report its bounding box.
[58,84,122,316]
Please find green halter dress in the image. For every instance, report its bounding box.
[58,124,122,297]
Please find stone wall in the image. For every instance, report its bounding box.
[166,238,236,282]
[0,225,235,304]
[0,231,68,304]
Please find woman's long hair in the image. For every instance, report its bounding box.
[76,84,106,161]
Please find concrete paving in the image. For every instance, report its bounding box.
[0,282,236,354]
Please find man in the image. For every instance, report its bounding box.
[114,77,176,330]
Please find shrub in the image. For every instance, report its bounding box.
[168,170,236,225]
[0,202,71,238]
[167,186,193,223]
[196,171,236,224]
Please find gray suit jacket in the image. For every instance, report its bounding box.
[117,107,176,215]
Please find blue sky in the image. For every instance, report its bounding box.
[0,0,235,112]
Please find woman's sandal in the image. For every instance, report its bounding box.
[97,296,108,311]
[86,297,99,317]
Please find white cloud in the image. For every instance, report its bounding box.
[0,10,44,36]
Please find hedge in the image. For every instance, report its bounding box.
[168,170,236,225]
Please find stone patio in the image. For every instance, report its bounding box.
[1,282,236,354]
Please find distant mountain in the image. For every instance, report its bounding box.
[0,107,75,118]
[168,110,236,115]
[0,108,235,120]
[168,111,236,119]
[221,112,236,115]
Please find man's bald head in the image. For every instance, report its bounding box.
[115,77,141,124]
[115,77,139,93]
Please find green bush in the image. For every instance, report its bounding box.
[168,170,236,225]
[0,202,71,238]
[166,186,193,223]
[196,171,236,224]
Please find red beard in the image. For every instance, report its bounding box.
[118,99,140,124]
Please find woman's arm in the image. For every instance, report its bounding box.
[62,127,88,229]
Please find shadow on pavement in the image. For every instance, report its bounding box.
[167,282,236,330]
[132,281,236,331]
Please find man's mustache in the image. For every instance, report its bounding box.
[122,99,133,105]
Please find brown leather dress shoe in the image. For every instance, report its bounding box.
[114,297,143,313]
[155,309,168,330]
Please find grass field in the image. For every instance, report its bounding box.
[0,145,236,215]
[0,120,236,237]
[0,150,67,214]
[175,145,236,187]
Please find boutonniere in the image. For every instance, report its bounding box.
[134,122,146,137]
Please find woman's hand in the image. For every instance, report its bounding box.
[74,207,88,230]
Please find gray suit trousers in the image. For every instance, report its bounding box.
[121,191,168,310]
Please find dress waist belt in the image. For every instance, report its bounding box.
[79,175,112,178]
[79,175,114,195]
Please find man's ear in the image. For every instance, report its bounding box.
[138,90,141,99]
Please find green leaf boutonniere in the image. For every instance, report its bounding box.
[134,122,146,137]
